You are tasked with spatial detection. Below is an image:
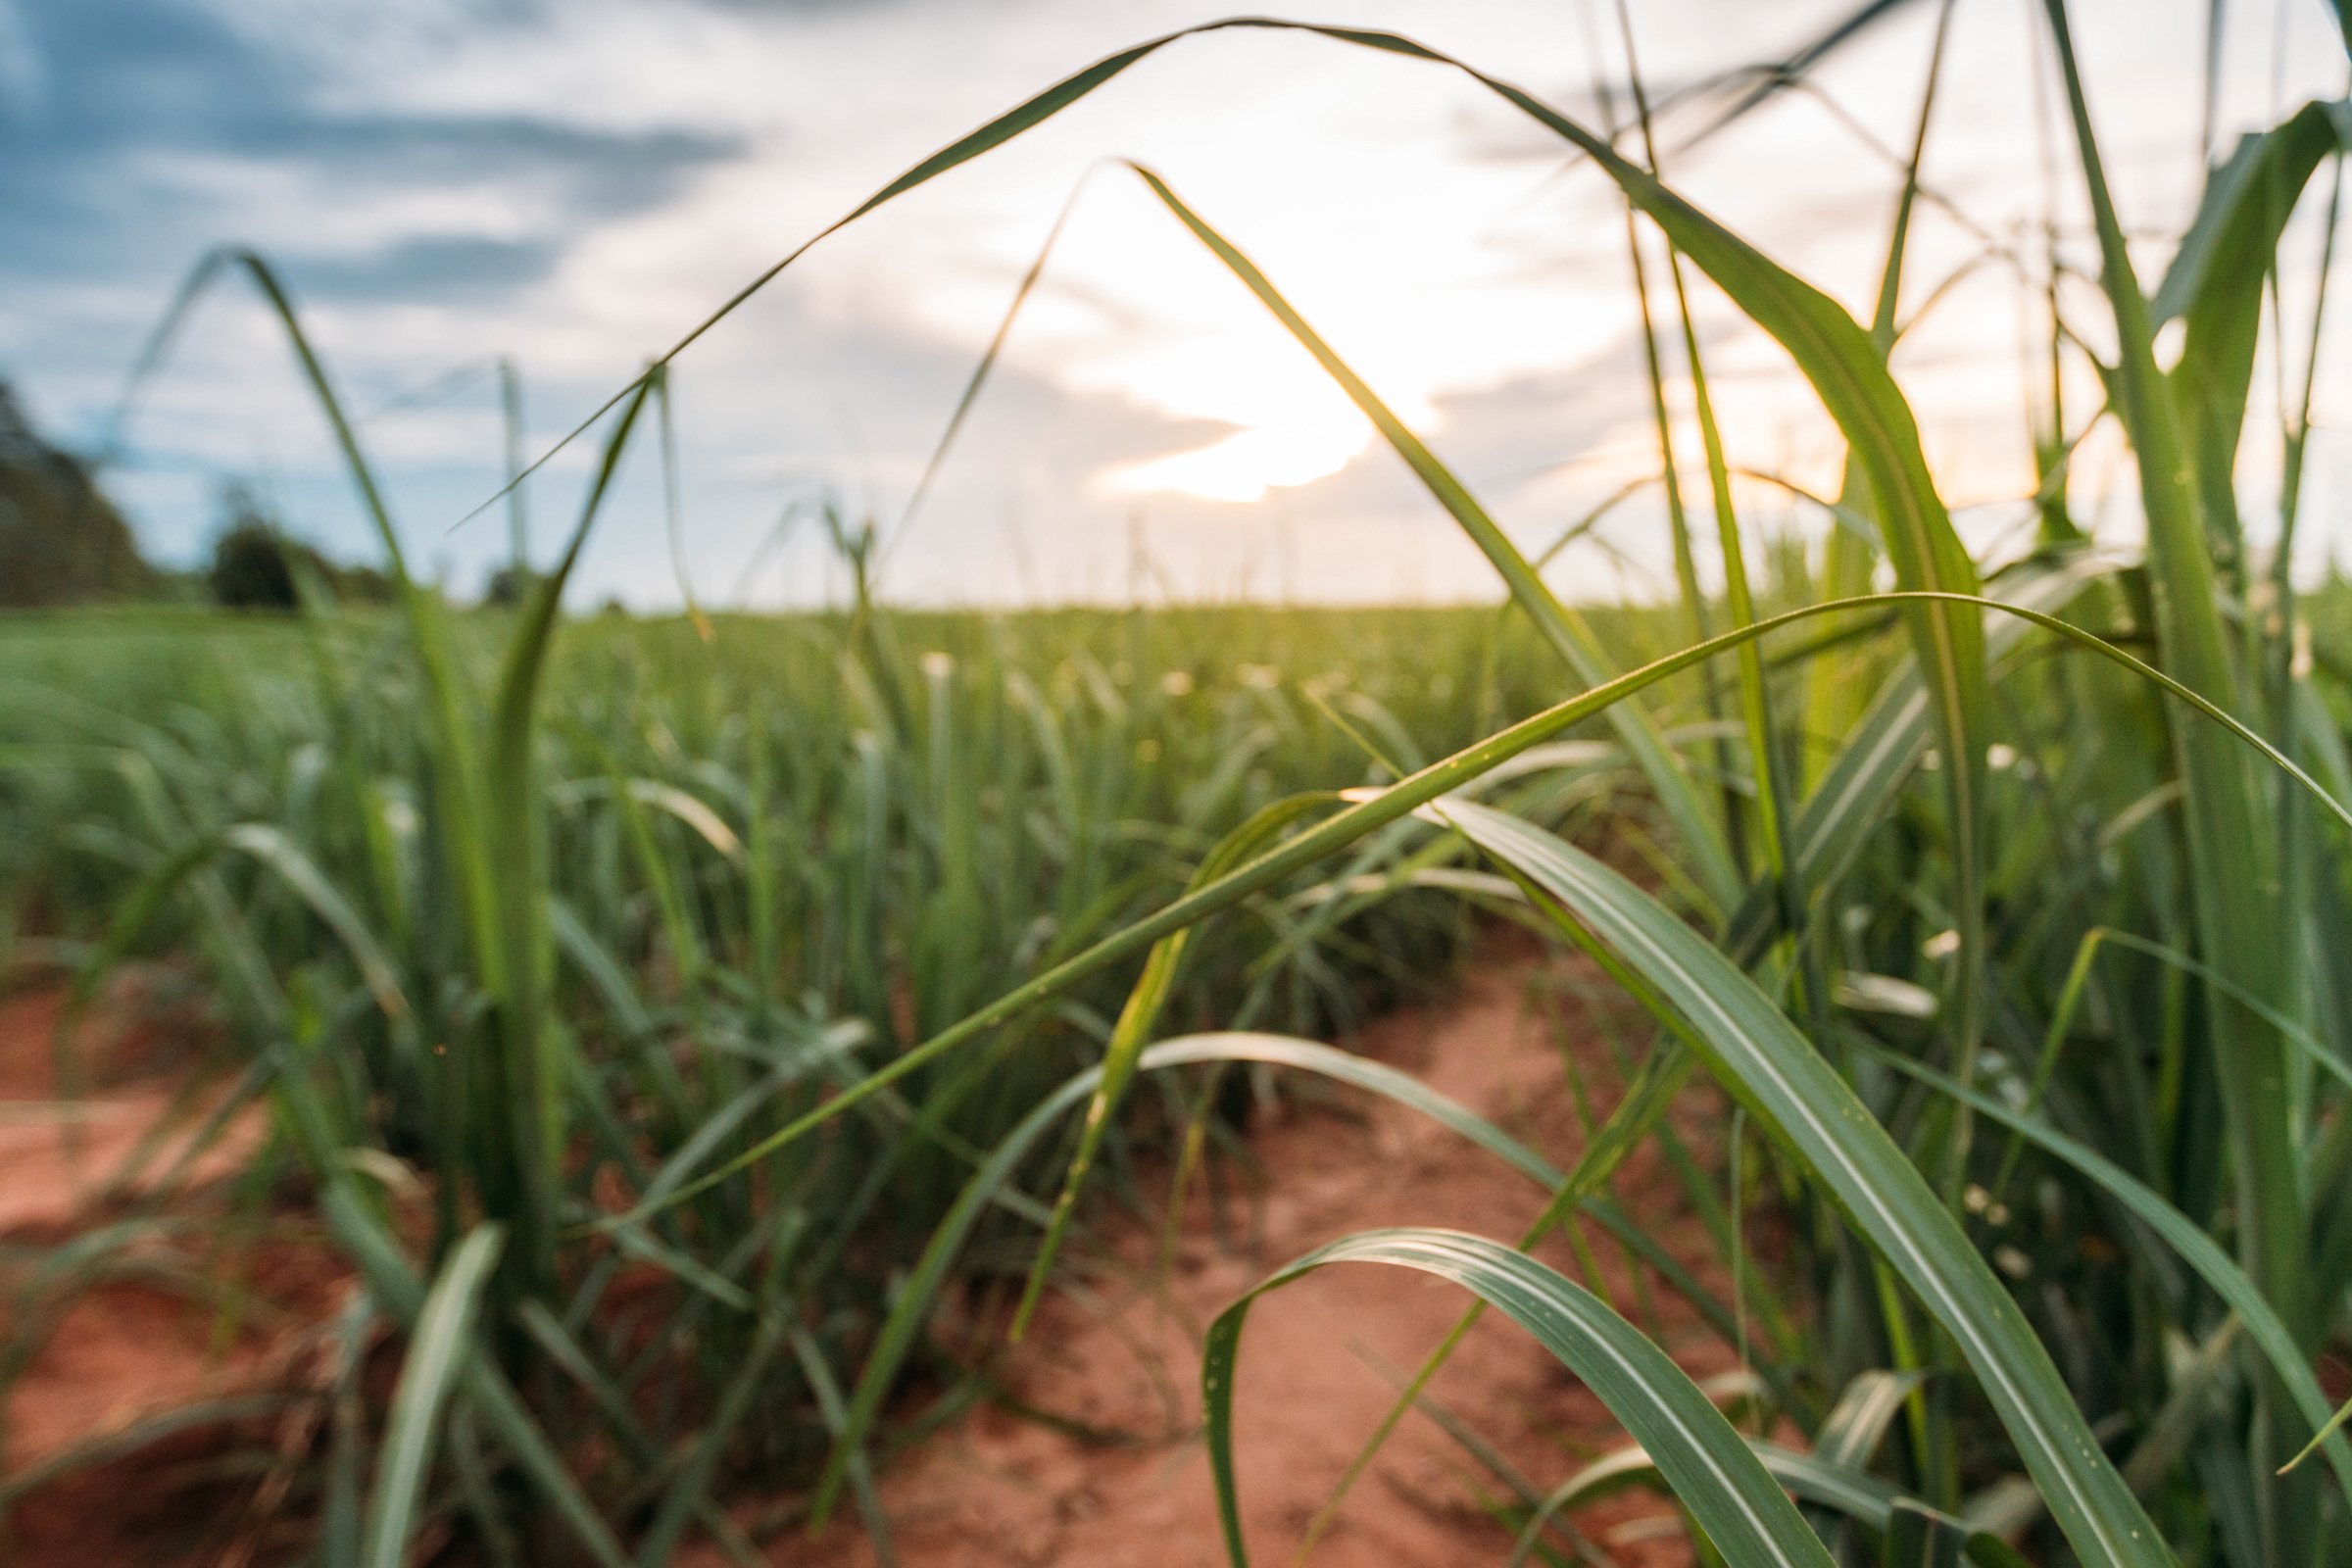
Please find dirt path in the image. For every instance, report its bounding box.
[0,983,259,1231]
[1,944,1743,1567]
[0,980,349,1566]
[0,983,270,1454]
[749,946,1738,1568]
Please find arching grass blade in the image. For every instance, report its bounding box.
[1202,1229,1836,1568]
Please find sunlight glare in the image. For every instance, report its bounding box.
[1102,397,1369,505]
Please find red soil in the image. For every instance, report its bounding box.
[0,979,352,1567]
[1,945,1749,1566]
[0,981,256,1231]
[738,947,1742,1568]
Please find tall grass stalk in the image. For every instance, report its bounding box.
[7,12,2352,1567]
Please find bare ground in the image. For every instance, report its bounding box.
[1,942,1744,1566]
[742,944,1739,1568]
[0,979,351,1567]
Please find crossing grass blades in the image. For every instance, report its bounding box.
[6,5,2352,1565]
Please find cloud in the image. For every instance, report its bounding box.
[0,0,741,287]
[292,234,565,302]
[0,1,43,118]
[3,0,2344,602]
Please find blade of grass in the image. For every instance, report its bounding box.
[787,1326,900,1568]
[1203,1229,1837,1568]
[222,823,409,1023]
[2151,99,2344,581]
[1507,1438,2023,1568]
[2043,5,2317,1545]
[1816,1369,1931,1470]
[361,1223,506,1568]
[448,1402,521,1568]
[652,365,711,642]
[615,585,2352,1233]
[483,375,657,1291]
[1011,791,1339,1339]
[1854,1039,2352,1510]
[271,1065,633,1568]
[1614,0,1784,903]
[1579,10,1738,869]
[499,359,527,571]
[881,169,1097,565]
[632,1312,785,1568]
[113,249,502,1012]
[0,1395,302,1519]
[1121,161,1740,918]
[1431,798,2172,1568]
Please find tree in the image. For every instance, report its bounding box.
[207,486,305,611]
[0,382,151,608]
[482,564,537,607]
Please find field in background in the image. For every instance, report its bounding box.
[0,592,1693,1562]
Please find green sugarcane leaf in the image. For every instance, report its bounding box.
[0,1396,302,1513]
[1506,1438,2024,1568]
[275,1067,632,1568]
[2153,99,2345,560]
[360,1224,505,1568]
[1886,1498,1973,1568]
[2044,11,2318,1549]
[483,376,659,1286]
[1856,1039,2352,1511]
[1012,792,1339,1338]
[1816,1369,1930,1470]
[789,1327,901,1568]
[1431,799,2172,1568]
[223,823,409,1022]
[1202,1229,1835,1568]
[115,249,501,1038]
[810,1029,1740,1529]
[1127,164,1741,917]
[633,1312,787,1568]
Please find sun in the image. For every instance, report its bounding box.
[1102,402,1371,505]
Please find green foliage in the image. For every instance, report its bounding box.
[0,382,150,609]
[206,486,398,612]
[206,514,301,611]
[0,587,1528,1556]
[1204,1229,1837,1568]
[6,10,2352,1568]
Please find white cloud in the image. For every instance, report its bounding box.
[0,0,42,117]
[12,0,2350,601]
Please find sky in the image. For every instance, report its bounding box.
[2,0,2346,609]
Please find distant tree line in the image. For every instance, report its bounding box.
[0,382,150,608]
[204,483,397,610]
[0,378,420,612]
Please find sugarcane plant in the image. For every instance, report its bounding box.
[4,3,2351,1566]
